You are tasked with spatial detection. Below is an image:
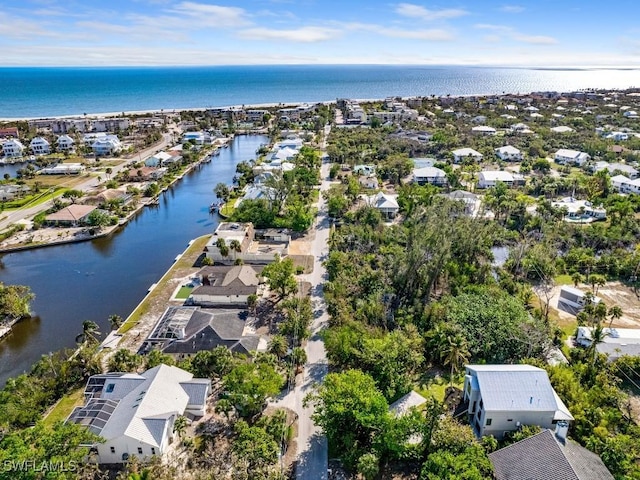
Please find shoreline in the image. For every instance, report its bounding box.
[2,84,638,122]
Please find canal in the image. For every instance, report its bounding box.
[0,134,267,386]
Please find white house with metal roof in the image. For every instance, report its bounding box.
[56,135,75,152]
[2,139,25,158]
[495,145,522,162]
[413,166,447,186]
[452,147,483,164]
[366,192,399,219]
[554,149,590,166]
[463,364,573,439]
[477,170,524,189]
[67,364,210,464]
[29,136,51,155]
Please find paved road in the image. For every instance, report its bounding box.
[0,133,173,232]
[273,125,332,479]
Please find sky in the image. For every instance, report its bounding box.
[1,0,639,67]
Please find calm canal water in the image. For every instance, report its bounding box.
[0,134,267,386]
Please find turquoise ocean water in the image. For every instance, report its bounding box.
[1,65,640,119]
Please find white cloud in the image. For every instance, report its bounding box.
[0,12,60,39]
[238,26,338,42]
[500,5,525,13]
[396,3,468,21]
[475,23,557,45]
[169,2,250,27]
[337,22,455,41]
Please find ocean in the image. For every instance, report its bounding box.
[1,65,640,119]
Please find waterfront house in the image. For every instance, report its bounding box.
[92,135,122,156]
[83,188,133,207]
[576,326,640,361]
[56,135,75,152]
[189,265,264,307]
[44,204,97,226]
[29,137,51,155]
[204,222,289,264]
[2,139,25,158]
[489,429,614,480]
[554,149,590,166]
[557,286,601,314]
[67,364,210,464]
[182,131,205,145]
[143,306,266,357]
[126,166,166,181]
[413,166,447,186]
[495,145,523,162]
[452,147,483,164]
[39,163,85,175]
[477,170,524,189]
[144,151,173,167]
[463,364,573,439]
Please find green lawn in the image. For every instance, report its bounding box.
[417,375,463,402]
[554,274,573,285]
[42,387,84,427]
[176,286,193,299]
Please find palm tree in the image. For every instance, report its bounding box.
[290,347,307,373]
[588,323,608,368]
[108,314,124,331]
[608,305,623,329]
[229,239,242,253]
[571,272,584,288]
[442,334,470,386]
[75,320,101,345]
[173,415,188,439]
[268,334,288,359]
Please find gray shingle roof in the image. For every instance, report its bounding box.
[489,429,614,480]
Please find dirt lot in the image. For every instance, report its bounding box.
[539,281,640,329]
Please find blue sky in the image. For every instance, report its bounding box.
[1,0,639,66]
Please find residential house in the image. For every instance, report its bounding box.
[189,265,264,307]
[489,429,614,480]
[45,205,97,226]
[413,166,447,186]
[471,125,497,136]
[39,163,85,175]
[554,149,590,166]
[551,126,575,133]
[92,118,130,132]
[623,110,638,118]
[592,161,638,179]
[92,135,122,156]
[126,166,166,181]
[2,139,25,157]
[204,222,289,264]
[551,197,606,222]
[359,176,379,189]
[452,147,483,164]
[576,326,640,361]
[0,127,19,138]
[440,190,481,216]
[366,192,399,220]
[463,364,573,439]
[0,185,29,201]
[67,364,210,464]
[353,164,376,176]
[495,145,523,162]
[610,174,640,194]
[477,170,524,189]
[83,188,133,207]
[389,391,428,418]
[82,132,108,146]
[29,137,51,155]
[143,306,266,357]
[56,135,75,152]
[557,286,601,314]
[182,131,205,145]
[144,151,173,167]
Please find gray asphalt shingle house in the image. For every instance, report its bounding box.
[489,429,614,480]
[464,365,573,439]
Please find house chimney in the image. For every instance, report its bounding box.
[555,420,569,443]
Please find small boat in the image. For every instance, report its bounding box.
[209,202,221,213]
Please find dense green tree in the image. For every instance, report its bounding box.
[222,360,284,419]
[262,256,298,299]
[232,420,279,477]
[108,348,142,372]
[306,369,389,468]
